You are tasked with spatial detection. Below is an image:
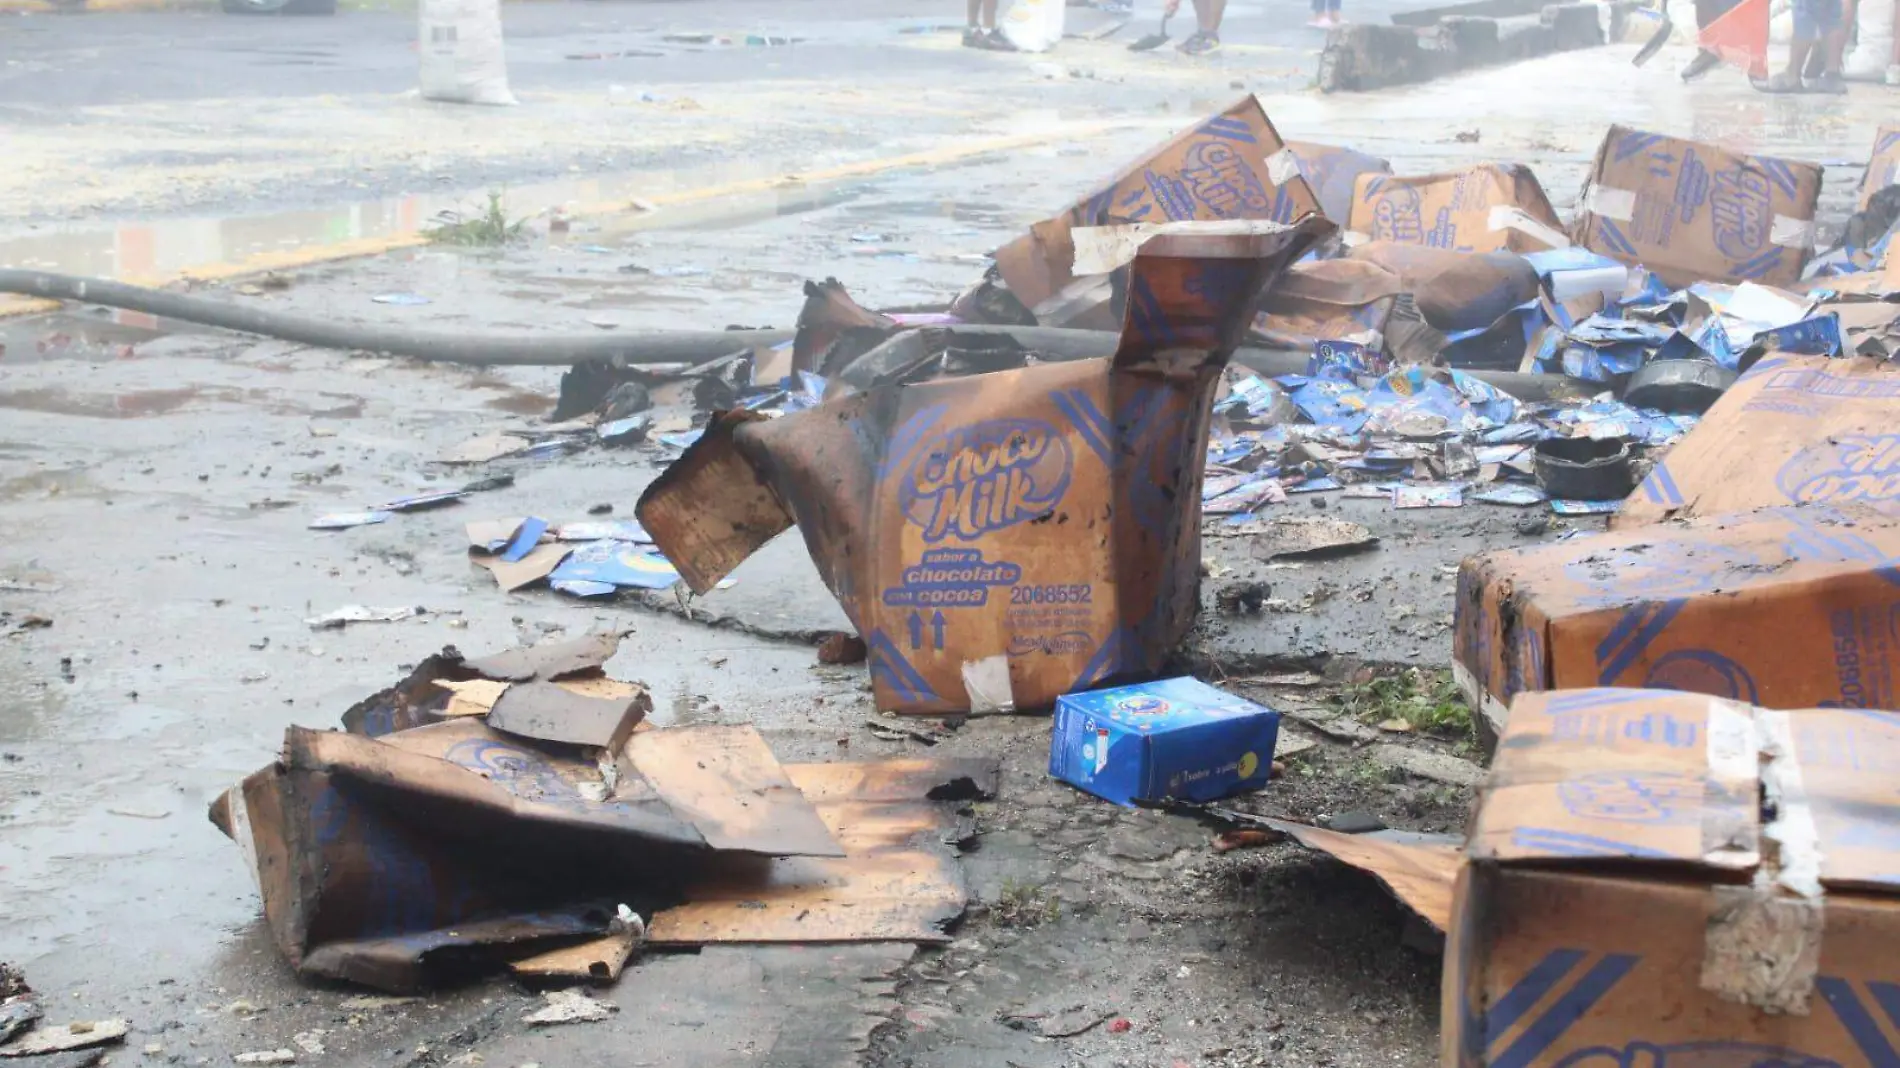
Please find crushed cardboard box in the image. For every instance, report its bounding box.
[1572,125,1822,288]
[1345,164,1567,254]
[1252,258,1402,348]
[1617,354,1900,527]
[638,220,1331,714]
[1858,124,1900,211]
[992,95,1323,319]
[211,635,996,992]
[1453,502,1900,749]
[1449,686,1900,1065]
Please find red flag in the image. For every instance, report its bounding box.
[1700,0,1771,77]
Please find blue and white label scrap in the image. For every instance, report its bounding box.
[1049,677,1281,807]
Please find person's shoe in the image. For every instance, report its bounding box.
[983,28,1017,50]
[1753,69,1804,92]
[1318,13,1339,26]
[962,25,983,47]
[1807,70,1848,93]
[1680,48,1721,80]
[1180,31,1220,53]
[1306,14,1328,25]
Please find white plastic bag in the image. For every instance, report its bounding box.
[1847,0,1896,79]
[419,0,517,107]
[999,0,1066,53]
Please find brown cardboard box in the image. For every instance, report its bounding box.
[1453,502,1900,746]
[640,221,1330,715]
[1283,140,1391,226]
[1572,125,1823,289]
[1859,124,1900,210]
[1617,354,1900,527]
[1344,164,1567,254]
[993,95,1322,315]
[1251,258,1402,348]
[1448,686,1900,1067]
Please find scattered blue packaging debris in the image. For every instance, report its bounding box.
[310,511,393,530]
[549,540,681,590]
[500,517,550,563]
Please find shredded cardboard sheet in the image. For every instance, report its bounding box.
[647,760,990,945]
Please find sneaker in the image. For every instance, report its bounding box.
[1179,30,1220,53]
[1306,14,1328,25]
[984,27,1017,50]
[1680,48,1721,80]
[1317,13,1338,26]
[962,26,983,47]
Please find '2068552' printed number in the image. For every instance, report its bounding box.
[1010,584,1092,605]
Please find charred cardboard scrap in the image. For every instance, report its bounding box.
[1247,817,1457,931]
[1571,125,1822,289]
[1450,687,1900,1063]
[1615,355,1900,527]
[638,220,1332,714]
[793,279,900,378]
[340,633,633,739]
[991,95,1323,321]
[1452,502,1900,750]
[209,715,845,992]
[648,757,998,946]
[1344,164,1567,254]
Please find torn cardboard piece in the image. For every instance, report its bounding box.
[992,95,1323,316]
[1617,354,1900,526]
[341,634,627,737]
[647,757,997,945]
[1449,687,1900,1064]
[1572,125,1822,288]
[640,221,1332,714]
[1284,140,1392,225]
[1257,818,1459,931]
[1345,164,1566,253]
[1251,258,1402,348]
[1453,502,1900,749]
[508,906,645,984]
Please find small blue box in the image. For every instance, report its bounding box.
[1048,677,1281,807]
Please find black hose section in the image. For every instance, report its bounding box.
[0,269,789,366]
[0,268,1580,401]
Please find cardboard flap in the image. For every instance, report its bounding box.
[1262,817,1460,930]
[1473,688,1762,871]
[635,410,790,593]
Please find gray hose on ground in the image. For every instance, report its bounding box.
[0,268,1582,402]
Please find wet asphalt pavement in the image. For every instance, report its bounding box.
[4,4,1900,1066]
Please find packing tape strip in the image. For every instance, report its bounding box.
[1487,205,1573,250]
[1771,215,1816,250]
[1583,184,1636,222]
[1702,697,1761,868]
[1265,147,1301,187]
[1757,708,1823,899]
[1341,230,1370,247]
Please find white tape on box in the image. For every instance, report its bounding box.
[1583,185,1637,221]
[1487,205,1572,250]
[1265,147,1301,186]
[1770,214,1816,249]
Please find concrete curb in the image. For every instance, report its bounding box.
[1318,0,1641,92]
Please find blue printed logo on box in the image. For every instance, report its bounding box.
[1048,677,1281,807]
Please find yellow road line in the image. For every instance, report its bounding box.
[0,121,1121,321]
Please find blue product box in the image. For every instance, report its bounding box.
[1048,677,1281,807]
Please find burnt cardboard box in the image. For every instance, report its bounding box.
[1572,125,1823,289]
[1344,164,1568,254]
[1252,258,1403,348]
[1283,140,1392,225]
[1448,686,1900,1067]
[640,221,1331,715]
[1859,124,1900,211]
[993,95,1322,316]
[1453,502,1900,747]
[1618,354,1900,527]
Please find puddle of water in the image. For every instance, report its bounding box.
[0,386,207,419]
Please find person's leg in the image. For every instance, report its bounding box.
[1200,0,1226,34]
[1808,0,1848,87]
[980,0,998,28]
[1326,0,1341,24]
[964,0,982,44]
[1761,0,1822,88]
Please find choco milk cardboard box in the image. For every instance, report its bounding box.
[1049,677,1280,807]
[992,95,1323,316]
[1572,125,1822,289]
[1344,164,1568,254]
[1859,124,1900,211]
[639,220,1332,715]
[1618,355,1900,528]
[1448,686,1900,1067]
[1453,502,1900,748]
